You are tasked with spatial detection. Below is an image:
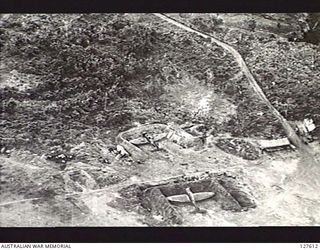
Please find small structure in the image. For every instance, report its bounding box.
[292,118,316,143]
[116,145,130,159]
[258,138,295,152]
[303,118,316,133]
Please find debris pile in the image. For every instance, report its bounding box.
[46,146,74,165]
[65,164,124,189]
[215,138,261,160]
[70,142,111,164]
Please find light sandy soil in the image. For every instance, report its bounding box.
[1,138,319,226]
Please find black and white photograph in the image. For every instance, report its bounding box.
[1,12,320,230]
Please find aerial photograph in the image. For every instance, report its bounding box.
[0,13,320,226]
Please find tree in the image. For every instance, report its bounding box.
[248,19,257,32]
